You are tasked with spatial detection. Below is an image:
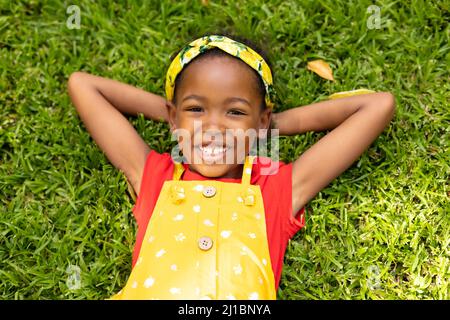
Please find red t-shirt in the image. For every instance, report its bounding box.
[131,150,306,290]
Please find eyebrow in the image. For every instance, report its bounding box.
[182,95,251,107]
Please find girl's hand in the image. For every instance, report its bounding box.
[68,72,167,195]
[275,92,396,215]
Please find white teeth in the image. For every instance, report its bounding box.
[199,146,227,155]
[196,144,229,162]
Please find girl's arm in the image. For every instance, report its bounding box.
[68,72,168,195]
[273,92,396,215]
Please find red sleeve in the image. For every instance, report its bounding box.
[287,207,306,239]
[131,150,173,227]
[254,157,306,288]
[282,162,306,239]
[131,150,174,266]
[133,150,173,226]
[255,158,306,240]
[273,162,305,240]
[131,150,153,225]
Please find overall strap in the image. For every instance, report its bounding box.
[241,156,255,186]
[172,162,185,181]
[172,156,255,183]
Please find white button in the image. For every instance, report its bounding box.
[198,236,213,251]
[202,186,216,198]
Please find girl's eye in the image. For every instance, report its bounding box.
[228,109,246,116]
[186,106,203,112]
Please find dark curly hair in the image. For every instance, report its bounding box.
[170,33,273,112]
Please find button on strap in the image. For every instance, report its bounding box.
[202,186,217,198]
[198,236,213,251]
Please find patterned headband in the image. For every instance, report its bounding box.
[165,35,275,110]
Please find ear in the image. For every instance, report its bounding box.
[259,108,272,129]
[257,108,272,139]
[166,100,177,132]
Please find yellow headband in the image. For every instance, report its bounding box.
[165,35,275,110]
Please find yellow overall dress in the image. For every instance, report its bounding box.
[111,156,276,300]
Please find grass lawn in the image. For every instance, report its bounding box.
[0,0,448,300]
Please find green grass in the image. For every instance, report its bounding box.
[0,0,449,299]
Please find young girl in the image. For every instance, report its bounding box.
[68,35,395,300]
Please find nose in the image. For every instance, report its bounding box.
[199,112,226,145]
[203,111,224,131]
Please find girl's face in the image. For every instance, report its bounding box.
[167,55,271,179]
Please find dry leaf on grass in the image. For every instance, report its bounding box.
[307,59,334,81]
[328,89,376,99]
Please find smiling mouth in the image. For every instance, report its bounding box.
[194,143,232,163]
